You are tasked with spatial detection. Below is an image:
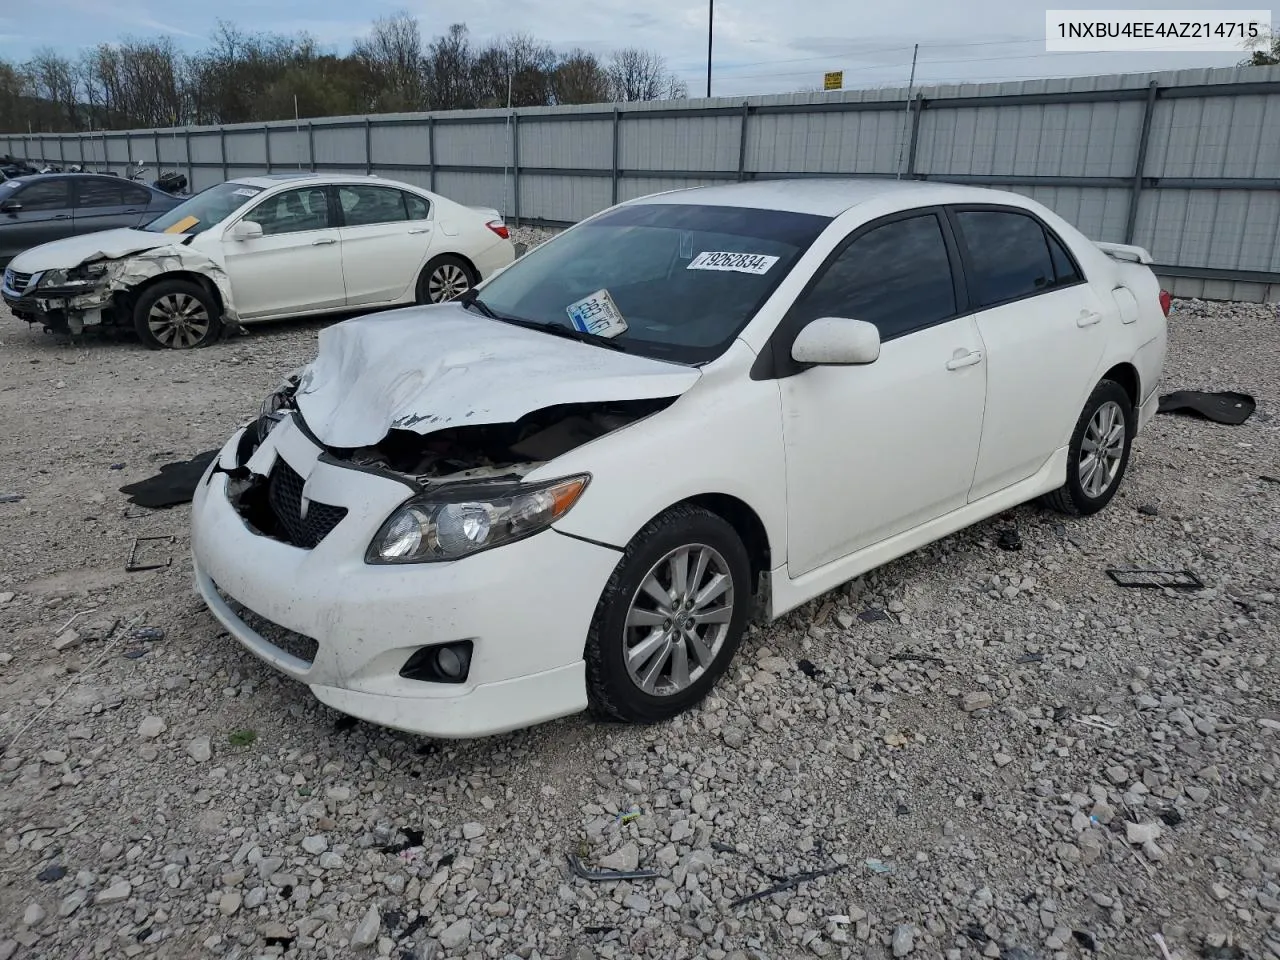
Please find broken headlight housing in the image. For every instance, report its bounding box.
[367,474,590,564]
[38,262,109,290]
[257,367,305,443]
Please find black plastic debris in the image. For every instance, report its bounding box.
[122,649,148,660]
[584,925,616,935]
[566,852,660,882]
[435,852,455,868]
[0,493,23,504]
[379,827,424,855]
[119,450,219,509]
[36,865,66,882]
[996,528,1022,551]
[1200,947,1246,959]
[892,653,946,667]
[1262,475,1280,485]
[126,535,175,572]
[109,463,125,471]
[858,609,889,623]
[1137,504,1160,517]
[132,627,165,642]
[1157,390,1255,426]
[264,933,295,948]
[797,659,822,678]
[1159,808,1184,826]
[895,803,910,816]
[1106,568,1204,590]
[134,927,153,943]
[729,862,848,907]
[1016,653,1045,664]
[1073,930,1098,951]
[1052,706,1070,722]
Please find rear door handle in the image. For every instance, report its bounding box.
[123,208,141,214]
[312,237,337,246]
[946,350,983,371]
[1077,310,1103,328]
[408,227,431,235]
[52,214,71,220]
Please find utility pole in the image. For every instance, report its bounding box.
[707,0,714,98]
[896,43,919,180]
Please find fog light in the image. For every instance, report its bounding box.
[400,640,473,684]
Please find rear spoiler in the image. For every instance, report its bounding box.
[1095,241,1154,265]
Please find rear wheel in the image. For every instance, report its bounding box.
[133,279,222,350]
[585,505,752,724]
[1042,379,1133,516]
[416,255,475,304]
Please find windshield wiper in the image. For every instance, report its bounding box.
[458,290,503,320]
[519,320,625,352]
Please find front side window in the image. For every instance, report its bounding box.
[791,214,957,341]
[75,178,126,207]
[145,181,264,235]
[338,185,410,227]
[15,179,69,211]
[954,210,1068,307]
[471,203,830,362]
[244,187,333,235]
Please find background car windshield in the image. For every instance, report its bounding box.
[474,203,830,362]
[144,182,263,235]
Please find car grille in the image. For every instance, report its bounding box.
[4,269,32,294]
[214,582,320,667]
[267,459,347,549]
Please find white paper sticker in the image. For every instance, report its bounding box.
[687,251,780,275]
[232,188,261,198]
[565,288,629,339]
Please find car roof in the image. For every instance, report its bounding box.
[229,173,413,190]
[628,178,1034,217]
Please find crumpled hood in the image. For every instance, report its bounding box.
[295,304,702,448]
[9,228,179,272]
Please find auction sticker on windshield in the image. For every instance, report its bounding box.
[687,251,780,275]
[566,288,629,339]
[164,216,199,234]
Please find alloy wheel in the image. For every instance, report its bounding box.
[622,544,734,696]
[428,263,470,302]
[148,292,211,348]
[1079,399,1125,498]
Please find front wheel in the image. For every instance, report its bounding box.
[1042,379,1134,516]
[585,505,753,724]
[133,279,222,350]
[416,254,476,304]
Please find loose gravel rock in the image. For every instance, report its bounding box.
[0,295,1277,960]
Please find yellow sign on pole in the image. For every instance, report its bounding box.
[823,70,843,91]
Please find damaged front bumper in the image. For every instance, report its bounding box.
[190,413,621,738]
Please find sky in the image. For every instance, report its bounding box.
[0,0,1268,97]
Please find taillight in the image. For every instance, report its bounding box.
[1159,290,1171,316]
[486,220,509,240]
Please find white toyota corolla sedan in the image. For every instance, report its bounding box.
[190,179,1168,738]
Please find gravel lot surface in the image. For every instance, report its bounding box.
[0,288,1277,960]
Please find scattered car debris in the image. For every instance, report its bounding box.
[1199,945,1246,959]
[1073,930,1098,951]
[858,609,889,623]
[1016,653,1045,664]
[892,653,946,667]
[109,463,125,470]
[122,649,148,660]
[0,493,24,503]
[1105,568,1204,590]
[125,535,175,572]
[1261,474,1279,484]
[1157,390,1255,425]
[119,450,218,509]
[996,527,1022,551]
[35,865,66,883]
[796,658,822,678]
[729,862,849,907]
[378,828,424,855]
[131,627,165,641]
[565,852,660,883]
[1137,503,1160,516]
[863,858,894,875]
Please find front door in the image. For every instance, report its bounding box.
[0,178,72,263]
[779,212,988,577]
[948,208,1109,502]
[335,184,433,306]
[222,186,345,319]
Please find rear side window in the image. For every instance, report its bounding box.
[338,185,409,226]
[15,179,69,211]
[123,184,152,206]
[76,178,126,207]
[404,192,429,220]
[954,210,1081,308]
[792,214,957,341]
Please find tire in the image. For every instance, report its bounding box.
[585,504,753,724]
[133,278,222,350]
[416,254,476,304]
[1042,379,1134,516]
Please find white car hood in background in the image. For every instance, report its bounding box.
[295,304,702,448]
[8,228,179,272]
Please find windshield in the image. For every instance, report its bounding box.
[472,203,830,362]
[144,181,264,235]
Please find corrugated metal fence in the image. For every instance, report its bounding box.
[5,65,1280,301]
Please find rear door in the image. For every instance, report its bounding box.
[0,178,73,262]
[222,185,346,319]
[72,177,154,235]
[949,206,1109,502]
[335,184,433,306]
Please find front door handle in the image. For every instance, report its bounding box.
[1077,310,1103,328]
[312,237,337,246]
[52,214,71,220]
[123,208,141,214]
[408,227,431,235]
[946,350,983,371]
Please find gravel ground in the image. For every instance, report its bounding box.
[0,288,1277,960]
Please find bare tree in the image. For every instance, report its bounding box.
[471,34,557,108]
[25,48,80,130]
[353,11,426,111]
[607,48,685,102]
[426,23,474,110]
[553,50,612,105]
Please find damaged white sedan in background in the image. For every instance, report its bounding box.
[1,172,514,348]
[191,179,1169,738]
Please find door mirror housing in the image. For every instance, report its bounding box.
[0,198,21,214]
[231,219,263,241]
[791,317,881,365]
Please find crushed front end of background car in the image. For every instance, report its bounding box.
[4,246,236,336]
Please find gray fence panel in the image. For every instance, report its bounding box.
[434,123,510,167]
[313,127,365,166]
[369,124,429,167]
[224,131,266,166]
[189,132,222,165]
[267,127,308,170]
[521,173,612,222]
[519,119,612,169]
[433,170,509,211]
[620,115,739,172]
[374,166,431,191]
[104,136,129,165]
[190,167,223,192]
[748,109,902,174]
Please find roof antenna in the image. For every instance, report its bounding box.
[896,43,919,181]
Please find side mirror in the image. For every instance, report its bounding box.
[791,317,881,365]
[231,219,263,241]
[0,199,21,214]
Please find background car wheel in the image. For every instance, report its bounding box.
[416,255,476,304]
[1042,378,1134,516]
[133,279,222,350]
[585,504,753,724]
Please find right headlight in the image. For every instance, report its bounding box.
[366,474,591,564]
